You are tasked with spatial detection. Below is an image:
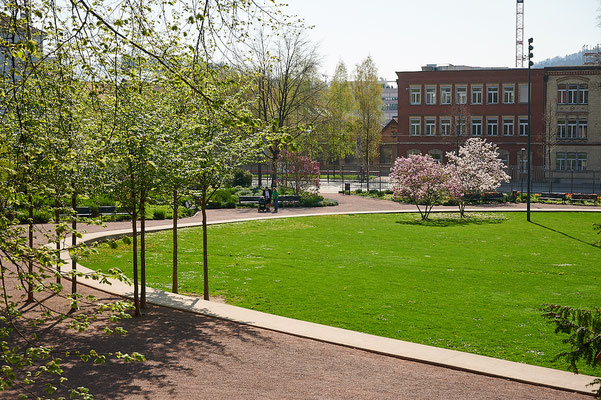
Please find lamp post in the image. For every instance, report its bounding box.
[527,37,534,222]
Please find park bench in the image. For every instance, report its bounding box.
[238,195,262,205]
[238,195,301,207]
[278,195,301,205]
[463,192,504,203]
[538,193,567,204]
[98,205,129,220]
[569,193,598,203]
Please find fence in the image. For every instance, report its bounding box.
[246,164,600,194]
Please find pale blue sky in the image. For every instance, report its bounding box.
[283,0,601,81]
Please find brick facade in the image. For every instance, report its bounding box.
[390,68,546,167]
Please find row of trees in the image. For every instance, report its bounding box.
[390,138,511,220]
[0,0,313,397]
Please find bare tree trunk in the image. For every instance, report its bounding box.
[202,189,209,301]
[172,188,178,294]
[71,193,77,299]
[26,193,34,303]
[55,198,61,284]
[258,163,262,187]
[132,210,141,317]
[140,189,146,309]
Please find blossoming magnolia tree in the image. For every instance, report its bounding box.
[277,150,320,194]
[446,138,511,217]
[390,154,450,220]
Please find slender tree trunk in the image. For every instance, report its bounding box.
[26,193,34,303]
[366,143,370,191]
[132,209,141,317]
[55,198,61,284]
[258,164,262,187]
[140,190,146,309]
[202,190,209,301]
[172,188,178,294]
[71,192,77,299]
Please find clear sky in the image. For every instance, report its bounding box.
[282,0,601,81]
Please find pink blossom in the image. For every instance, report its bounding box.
[389,154,451,220]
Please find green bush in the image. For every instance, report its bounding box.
[231,168,253,187]
[153,209,166,220]
[301,194,324,207]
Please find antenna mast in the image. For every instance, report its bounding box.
[516,0,525,67]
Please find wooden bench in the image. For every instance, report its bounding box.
[570,194,598,203]
[278,195,301,205]
[464,192,504,203]
[238,195,301,206]
[98,205,129,220]
[238,196,262,205]
[538,193,567,204]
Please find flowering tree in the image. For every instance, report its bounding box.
[277,150,320,194]
[446,138,510,217]
[390,154,450,221]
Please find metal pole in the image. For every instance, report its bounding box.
[527,42,532,222]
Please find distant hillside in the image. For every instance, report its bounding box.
[534,50,584,68]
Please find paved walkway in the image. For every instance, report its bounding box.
[63,194,601,398]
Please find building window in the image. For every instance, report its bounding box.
[556,152,566,171]
[410,87,421,105]
[558,118,587,139]
[559,83,588,104]
[556,152,587,171]
[410,118,421,136]
[456,117,466,136]
[518,117,528,136]
[408,149,421,156]
[578,153,587,170]
[487,117,498,136]
[425,86,436,105]
[503,85,515,104]
[498,150,509,166]
[502,117,514,136]
[519,84,529,103]
[440,118,451,136]
[471,117,482,136]
[579,120,587,139]
[429,151,442,163]
[579,85,588,104]
[471,85,483,104]
[557,119,566,138]
[425,118,436,136]
[456,86,467,104]
[567,85,578,104]
[487,85,499,104]
[440,86,452,105]
[567,120,578,138]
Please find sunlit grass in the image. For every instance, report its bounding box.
[83,212,601,374]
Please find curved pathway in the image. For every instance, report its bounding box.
[58,195,600,399]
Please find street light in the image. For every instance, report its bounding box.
[527,37,534,222]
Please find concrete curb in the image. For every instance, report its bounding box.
[63,208,599,396]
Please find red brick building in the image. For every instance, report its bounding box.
[386,66,545,169]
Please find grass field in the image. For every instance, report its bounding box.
[82,212,601,374]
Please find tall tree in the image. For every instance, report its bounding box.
[446,138,510,217]
[243,28,324,185]
[352,56,383,190]
[307,61,356,166]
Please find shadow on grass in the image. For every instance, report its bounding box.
[396,213,507,227]
[531,221,600,249]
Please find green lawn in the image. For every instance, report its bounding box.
[82,212,601,374]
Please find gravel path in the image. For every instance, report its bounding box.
[16,195,600,399]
